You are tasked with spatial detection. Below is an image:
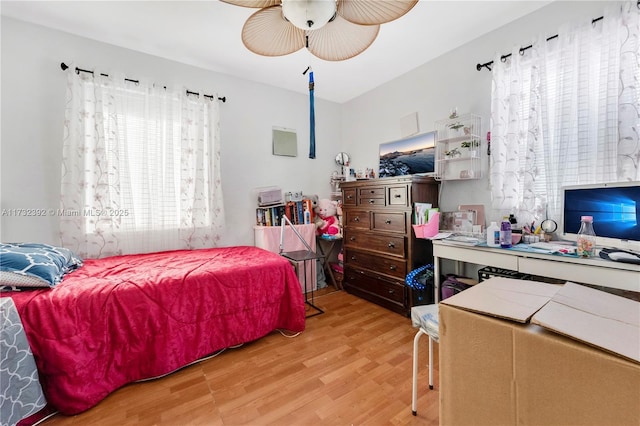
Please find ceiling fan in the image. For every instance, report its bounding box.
[220,0,418,61]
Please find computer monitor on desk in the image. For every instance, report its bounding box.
[560,182,640,253]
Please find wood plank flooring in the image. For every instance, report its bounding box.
[42,289,439,425]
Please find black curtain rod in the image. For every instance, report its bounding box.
[475,1,639,72]
[60,62,226,102]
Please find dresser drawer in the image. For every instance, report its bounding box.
[343,229,406,257]
[358,186,385,199]
[343,188,357,206]
[344,248,407,279]
[343,209,371,229]
[358,186,385,206]
[343,266,405,305]
[388,185,409,207]
[372,211,406,234]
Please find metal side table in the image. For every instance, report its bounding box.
[281,249,325,317]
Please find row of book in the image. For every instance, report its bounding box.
[256,199,316,226]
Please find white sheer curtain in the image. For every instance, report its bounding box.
[489,1,640,224]
[60,70,225,258]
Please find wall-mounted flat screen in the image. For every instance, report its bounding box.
[379,131,436,178]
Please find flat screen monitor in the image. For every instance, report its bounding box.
[379,131,436,178]
[560,181,640,252]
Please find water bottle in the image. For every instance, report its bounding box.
[486,221,500,247]
[500,216,512,248]
[576,216,596,258]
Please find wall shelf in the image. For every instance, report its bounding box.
[434,113,482,181]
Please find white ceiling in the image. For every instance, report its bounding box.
[1,1,552,104]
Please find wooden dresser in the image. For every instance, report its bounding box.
[340,176,439,316]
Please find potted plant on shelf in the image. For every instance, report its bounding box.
[460,140,480,158]
[447,109,464,135]
[444,148,461,159]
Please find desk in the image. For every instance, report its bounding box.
[433,240,640,302]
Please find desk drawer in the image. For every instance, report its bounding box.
[343,230,405,257]
[434,243,519,270]
[344,248,407,279]
[518,257,639,289]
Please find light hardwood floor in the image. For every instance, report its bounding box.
[42,289,439,425]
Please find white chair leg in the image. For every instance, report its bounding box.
[428,336,434,390]
[412,328,426,416]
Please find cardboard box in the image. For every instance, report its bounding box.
[439,277,640,426]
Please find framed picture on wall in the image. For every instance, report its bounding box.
[379,131,436,178]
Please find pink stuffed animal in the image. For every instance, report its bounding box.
[314,199,341,236]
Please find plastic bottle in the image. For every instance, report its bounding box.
[500,216,512,248]
[576,215,596,258]
[486,221,500,247]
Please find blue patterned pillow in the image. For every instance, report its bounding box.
[0,243,83,288]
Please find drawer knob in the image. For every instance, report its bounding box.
[350,256,356,260]
[389,265,396,271]
[388,289,395,294]
[369,190,375,194]
[385,219,391,224]
[353,217,360,222]
[369,200,375,204]
[394,194,401,198]
[350,236,356,241]
[388,242,395,248]
[347,195,353,199]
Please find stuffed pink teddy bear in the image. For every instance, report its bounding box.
[314,199,341,236]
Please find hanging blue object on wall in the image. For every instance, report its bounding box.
[308,70,316,159]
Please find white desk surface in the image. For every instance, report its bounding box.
[433,240,640,293]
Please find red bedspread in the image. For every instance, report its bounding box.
[4,246,305,415]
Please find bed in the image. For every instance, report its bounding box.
[0,244,305,421]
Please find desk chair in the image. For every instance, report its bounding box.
[410,303,439,416]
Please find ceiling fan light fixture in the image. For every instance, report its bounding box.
[281,0,337,30]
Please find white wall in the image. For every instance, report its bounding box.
[1,1,611,249]
[0,17,343,247]
[342,1,609,225]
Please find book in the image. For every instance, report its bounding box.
[256,208,265,226]
[296,201,304,225]
[303,199,315,224]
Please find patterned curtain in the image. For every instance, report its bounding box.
[489,1,640,224]
[60,70,225,258]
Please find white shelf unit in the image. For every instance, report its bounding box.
[434,113,482,181]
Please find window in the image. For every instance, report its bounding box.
[60,74,224,258]
[489,2,640,225]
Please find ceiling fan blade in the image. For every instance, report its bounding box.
[337,0,418,25]
[241,6,305,56]
[307,15,379,61]
[220,0,281,8]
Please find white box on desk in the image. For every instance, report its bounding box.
[439,277,640,426]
